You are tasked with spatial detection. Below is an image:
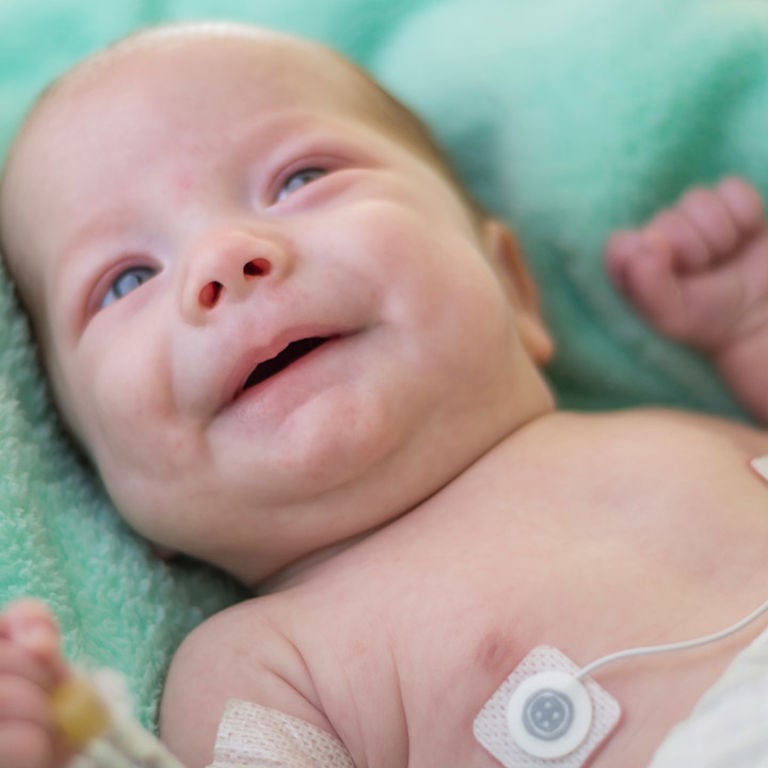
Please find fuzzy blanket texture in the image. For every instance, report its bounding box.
[1,0,766,728]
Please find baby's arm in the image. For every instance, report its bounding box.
[0,600,72,768]
[605,177,768,421]
[160,602,348,768]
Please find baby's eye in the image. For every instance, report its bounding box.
[275,167,328,202]
[100,265,157,309]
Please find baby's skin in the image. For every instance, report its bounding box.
[7,407,768,768]
[166,178,768,766]
[2,25,768,768]
[0,601,70,768]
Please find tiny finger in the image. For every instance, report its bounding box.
[717,176,765,239]
[0,721,55,768]
[0,642,58,692]
[617,241,691,339]
[678,186,740,262]
[643,208,710,273]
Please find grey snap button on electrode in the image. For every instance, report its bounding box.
[507,671,593,758]
[523,688,574,740]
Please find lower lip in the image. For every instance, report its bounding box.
[230,335,346,415]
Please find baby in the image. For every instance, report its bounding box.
[2,21,768,768]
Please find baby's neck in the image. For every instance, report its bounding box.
[257,410,562,595]
[258,528,383,594]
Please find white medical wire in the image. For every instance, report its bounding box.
[576,594,768,680]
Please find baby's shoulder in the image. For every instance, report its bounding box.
[544,406,767,454]
[159,597,331,768]
[593,406,767,453]
[510,407,768,495]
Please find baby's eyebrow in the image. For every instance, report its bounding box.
[60,209,137,265]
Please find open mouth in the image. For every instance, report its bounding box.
[242,336,332,391]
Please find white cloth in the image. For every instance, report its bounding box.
[209,699,354,768]
[649,626,768,768]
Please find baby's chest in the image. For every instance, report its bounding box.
[304,431,768,764]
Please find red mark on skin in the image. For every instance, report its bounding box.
[175,171,192,192]
[473,631,517,675]
[173,170,195,204]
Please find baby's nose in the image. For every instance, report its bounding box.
[196,255,272,309]
[180,228,291,322]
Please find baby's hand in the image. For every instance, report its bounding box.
[0,600,72,768]
[605,177,768,352]
[605,177,768,420]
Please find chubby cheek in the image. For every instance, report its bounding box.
[60,330,199,495]
[361,206,514,367]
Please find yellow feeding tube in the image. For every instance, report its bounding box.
[52,677,112,748]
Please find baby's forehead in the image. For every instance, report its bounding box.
[1,30,395,244]
[13,23,408,191]
[2,24,461,289]
[43,24,371,115]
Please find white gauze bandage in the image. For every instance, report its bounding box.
[209,699,355,768]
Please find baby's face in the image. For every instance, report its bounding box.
[1,27,552,584]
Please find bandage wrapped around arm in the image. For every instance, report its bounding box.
[210,700,355,768]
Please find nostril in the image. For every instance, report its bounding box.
[195,256,271,311]
[199,281,223,308]
[243,258,271,278]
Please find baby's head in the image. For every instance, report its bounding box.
[0,23,553,586]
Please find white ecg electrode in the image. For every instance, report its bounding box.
[474,595,768,767]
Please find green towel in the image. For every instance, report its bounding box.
[376,0,768,416]
[1,0,765,729]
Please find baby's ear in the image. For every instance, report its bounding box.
[483,219,554,364]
